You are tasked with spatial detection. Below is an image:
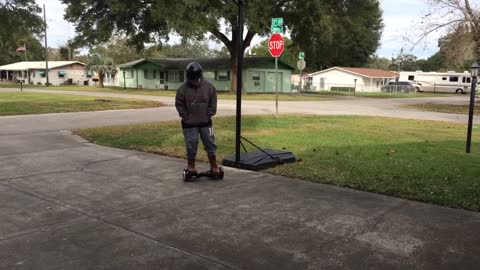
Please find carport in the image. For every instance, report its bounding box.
[0,62,31,82]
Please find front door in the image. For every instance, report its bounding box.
[159,71,166,89]
[267,72,283,93]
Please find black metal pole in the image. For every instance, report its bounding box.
[235,0,245,164]
[466,75,477,153]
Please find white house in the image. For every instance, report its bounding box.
[0,61,87,86]
[308,67,399,92]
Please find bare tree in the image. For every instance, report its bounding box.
[412,0,480,59]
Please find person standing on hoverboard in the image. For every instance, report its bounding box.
[175,62,222,179]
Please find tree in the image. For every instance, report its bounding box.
[214,46,231,58]
[87,56,116,88]
[153,39,221,58]
[0,0,44,65]
[87,38,154,65]
[416,0,480,61]
[436,28,475,71]
[389,54,422,71]
[417,52,445,72]
[62,0,383,91]
[286,0,383,70]
[366,55,391,70]
[58,40,79,61]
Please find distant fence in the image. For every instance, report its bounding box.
[291,81,417,94]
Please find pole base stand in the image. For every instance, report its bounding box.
[222,149,296,171]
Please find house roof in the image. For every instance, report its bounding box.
[311,67,398,78]
[118,57,295,70]
[0,61,85,71]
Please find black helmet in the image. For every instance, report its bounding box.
[186,62,203,82]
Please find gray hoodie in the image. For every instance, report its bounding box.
[175,80,217,127]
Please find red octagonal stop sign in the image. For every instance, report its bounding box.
[268,33,284,58]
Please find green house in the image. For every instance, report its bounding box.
[117,57,295,93]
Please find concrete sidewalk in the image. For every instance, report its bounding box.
[1,131,479,270]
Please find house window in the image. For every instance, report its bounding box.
[215,71,230,81]
[124,70,134,79]
[36,71,46,78]
[252,72,261,81]
[58,71,67,78]
[449,76,459,82]
[144,69,155,79]
[408,75,415,81]
[168,71,184,83]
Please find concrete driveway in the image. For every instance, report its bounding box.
[1,88,480,269]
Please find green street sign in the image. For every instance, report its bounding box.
[271,18,284,34]
[299,52,305,60]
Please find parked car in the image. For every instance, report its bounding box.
[412,81,423,92]
[381,81,415,93]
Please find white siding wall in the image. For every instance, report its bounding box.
[310,69,388,92]
[30,69,86,86]
[310,70,364,91]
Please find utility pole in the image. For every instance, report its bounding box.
[24,42,29,84]
[43,4,50,86]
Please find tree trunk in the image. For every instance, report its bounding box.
[230,51,239,93]
[209,22,256,93]
[99,70,105,88]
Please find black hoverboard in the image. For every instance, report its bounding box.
[183,168,225,181]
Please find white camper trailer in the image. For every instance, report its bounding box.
[399,71,473,94]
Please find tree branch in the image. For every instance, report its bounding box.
[464,0,479,26]
[243,29,256,50]
[209,27,232,50]
[408,19,464,50]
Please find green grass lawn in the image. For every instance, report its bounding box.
[1,83,446,100]
[76,115,480,211]
[404,103,480,115]
[0,92,165,116]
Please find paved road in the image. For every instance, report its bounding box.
[0,88,478,136]
[1,88,480,269]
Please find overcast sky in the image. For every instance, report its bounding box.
[37,0,469,59]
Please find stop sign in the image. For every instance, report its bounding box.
[268,33,284,58]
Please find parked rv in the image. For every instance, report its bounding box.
[400,71,473,94]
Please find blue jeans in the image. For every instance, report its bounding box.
[183,126,216,160]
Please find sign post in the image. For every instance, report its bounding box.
[297,59,306,92]
[268,33,284,116]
